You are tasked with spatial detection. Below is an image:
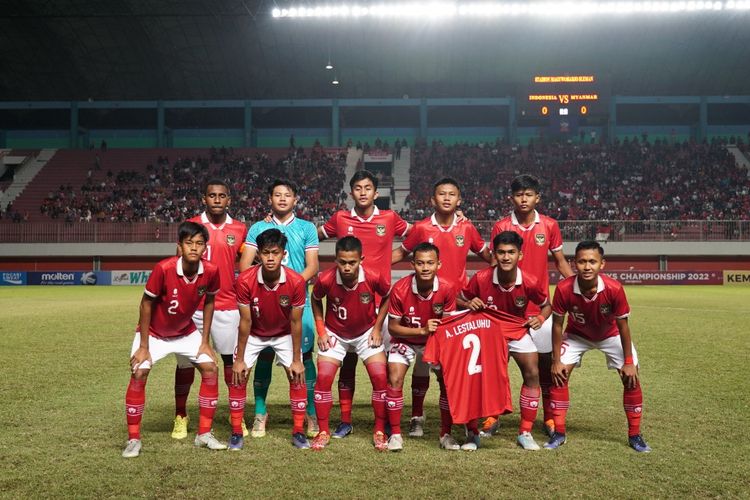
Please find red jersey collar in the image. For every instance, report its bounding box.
[573,275,605,298]
[493,267,523,291]
[350,205,380,223]
[410,274,439,298]
[257,266,287,289]
[336,266,366,288]
[176,257,204,284]
[200,211,233,230]
[510,210,540,231]
[430,213,458,232]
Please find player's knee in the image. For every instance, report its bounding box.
[197,362,218,377]
[132,369,150,381]
[388,371,405,388]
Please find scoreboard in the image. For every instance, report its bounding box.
[519,74,610,118]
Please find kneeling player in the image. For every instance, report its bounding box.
[546,240,651,452]
[123,221,225,458]
[230,229,309,450]
[310,236,391,451]
[460,231,551,450]
[386,242,462,451]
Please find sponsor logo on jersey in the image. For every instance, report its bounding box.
[600,303,612,315]
[280,295,290,307]
[514,296,528,308]
[198,286,207,296]
[347,226,354,234]
[535,233,546,246]
[226,234,236,245]
[455,235,465,247]
[572,305,579,312]
[376,224,386,236]
[360,292,372,304]
[334,297,341,304]
[433,303,444,315]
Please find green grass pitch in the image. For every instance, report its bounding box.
[1,285,749,498]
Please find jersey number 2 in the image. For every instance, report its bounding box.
[462,333,483,375]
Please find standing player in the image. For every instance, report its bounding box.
[123,222,225,458]
[239,179,319,438]
[386,242,462,452]
[460,231,552,450]
[489,174,574,437]
[545,241,651,452]
[318,170,409,438]
[392,177,491,436]
[171,179,249,440]
[229,229,309,450]
[309,236,391,451]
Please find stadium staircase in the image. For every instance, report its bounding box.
[727,144,750,175]
[390,147,410,211]
[343,147,363,208]
[0,149,54,213]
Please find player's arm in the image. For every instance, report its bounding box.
[301,249,319,282]
[388,316,438,338]
[391,245,408,264]
[238,245,257,272]
[131,294,154,371]
[288,307,305,384]
[316,226,327,240]
[232,304,252,385]
[369,295,390,348]
[524,302,552,330]
[550,313,568,386]
[552,250,574,278]
[478,245,493,264]
[616,317,638,389]
[197,294,218,363]
[311,294,332,351]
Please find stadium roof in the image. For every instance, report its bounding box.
[1,0,749,101]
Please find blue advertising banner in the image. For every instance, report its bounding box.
[27,271,112,285]
[0,271,27,286]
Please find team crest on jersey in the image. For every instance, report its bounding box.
[455,235,465,247]
[514,296,528,308]
[279,295,290,307]
[376,224,386,236]
[360,292,372,304]
[600,303,612,315]
[433,303,444,315]
[226,234,236,245]
[197,286,207,296]
[535,233,546,246]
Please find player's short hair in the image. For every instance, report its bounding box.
[433,177,461,194]
[256,228,288,252]
[575,240,604,257]
[510,174,541,194]
[335,236,362,255]
[412,242,440,259]
[349,170,378,190]
[492,231,523,251]
[204,178,230,195]
[268,178,298,196]
[178,221,209,243]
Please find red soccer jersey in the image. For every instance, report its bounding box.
[491,210,564,291]
[188,213,248,311]
[387,274,457,346]
[235,265,306,338]
[312,265,391,339]
[552,274,630,342]
[321,206,408,284]
[423,309,528,424]
[140,256,220,339]
[461,267,548,319]
[401,214,486,288]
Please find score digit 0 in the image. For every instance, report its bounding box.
[541,106,549,116]
[580,105,588,115]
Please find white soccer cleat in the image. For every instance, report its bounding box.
[516,431,541,451]
[439,433,460,451]
[122,439,142,458]
[387,433,404,452]
[408,416,425,437]
[194,431,228,450]
[461,431,480,451]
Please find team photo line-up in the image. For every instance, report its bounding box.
[122,171,650,458]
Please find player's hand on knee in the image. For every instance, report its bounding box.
[197,342,218,364]
[289,360,305,384]
[232,360,249,385]
[318,333,332,351]
[369,330,383,348]
[551,361,568,387]
[620,364,638,389]
[130,347,151,372]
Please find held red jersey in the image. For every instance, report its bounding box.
[312,265,391,339]
[401,214,486,288]
[552,274,630,342]
[188,213,248,311]
[321,206,408,283]
[461,267,548,319]
[387,274,457,346]
[235,265,306,338]
[423,309,528,424]
[491,210,564,291]
[140,257,220,339]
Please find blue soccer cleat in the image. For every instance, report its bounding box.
[543,432,567,449]
[628,434,652,453]
[228,433,244,451]
[332,422,353,439]
[292,432,311,449]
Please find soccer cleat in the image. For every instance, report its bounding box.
[408,416,425,437]
[311,431,331,451]
[229,415,250,438]
[251,413,268,438]
[228,433,244,451]
[439,434,461,451]
[542,419,556,439]
[171,415,189,440]
[292,432,311,449]
[387,433,404,452]
[479,416,500,438]
[461,431,481,451]
[543,432,567,450]
[194,431,228,450]
[332,422,353,439]
[628,434,652,453]
[122,439,142,458]
[306,415,320,438]
[516,431,541,451]
[373,431,388,452]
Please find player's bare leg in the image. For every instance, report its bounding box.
[510,351,542,450]
[312,355,341,450]
[363,352,388,451]
[123,368,150,458]
[386,361,409,451]
[193,361,227,450]
[334,351,358,438]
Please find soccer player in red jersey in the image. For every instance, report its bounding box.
[229,229,309,450]
[391,177,491,437]
[489,174,574,437]
[386,242,462,451]
[318,170,409,438]
[309,236,392,451]
[545,241,651,453]
[122,222,224,458]
[170,179,249,440]
[460,231,552,450]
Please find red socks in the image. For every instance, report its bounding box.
[314,360,339,434]
[290,382,307,434]
[386,386,404,435]
[549,383,570,435]
[410,375,430,418]
[519,385,541,434]
[228,380,246,435]
[623,383,644,437]
[197,373,219,435]
[365,362,388,434]
[438,378,453,436]
[125,377,146,440]
[174,366,194,417]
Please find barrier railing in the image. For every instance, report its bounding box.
[1,220,748,243]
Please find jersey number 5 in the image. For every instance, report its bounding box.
[462,333,483,375]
